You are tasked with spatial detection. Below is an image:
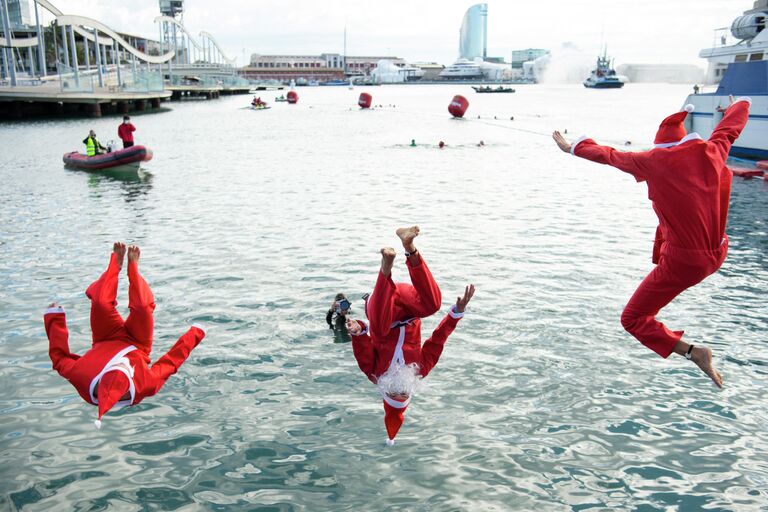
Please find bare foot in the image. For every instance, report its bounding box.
[396,225,420,253]
[691,345,723,389]
[380,247,396,276]
[113,242,126,268]
[127,245,141,266]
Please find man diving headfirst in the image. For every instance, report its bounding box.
[552,95,751,388]
[346,226,475,444]
[44,242,206,428]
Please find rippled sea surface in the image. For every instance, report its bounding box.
[1,84,767,511]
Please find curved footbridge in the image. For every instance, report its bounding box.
[0,0,248,118]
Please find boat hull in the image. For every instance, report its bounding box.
[583,81,624,89]
[62,146,153,171]
[684,93,768,159]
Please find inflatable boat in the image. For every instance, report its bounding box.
[63,145,153,171]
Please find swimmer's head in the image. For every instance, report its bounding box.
[438,141,445,149]
[333,293,351,315]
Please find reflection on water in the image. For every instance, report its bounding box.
[0,84,767,511]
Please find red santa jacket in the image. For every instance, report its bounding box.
[44,306,205,408]
[571,99,750,261]
[117,123,136,143]
[350,306,464,383]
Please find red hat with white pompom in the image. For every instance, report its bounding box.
[654,104,695,148]
[382,396,410,446]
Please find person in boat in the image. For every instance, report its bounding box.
[326,293,352,329]
[44,242,206,429]
[83,130,107,157]
[345,226,474,445]
[252,96,266,108]
[551,95,751,388]
[117,115,136,149]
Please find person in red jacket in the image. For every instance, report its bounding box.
[345,225,475,444]
[117,115,136,149]
[552,95,751,388]
[44,242,206,428]
[347,285,473,445]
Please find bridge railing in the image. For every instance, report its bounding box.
[57,62,94,92]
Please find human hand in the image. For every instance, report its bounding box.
[552,131,572,153]
[455,284,475,313]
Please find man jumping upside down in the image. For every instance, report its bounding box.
[346,226,475,444]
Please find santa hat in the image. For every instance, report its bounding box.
[383,397,410,446]
[94,370,130,429]
[654,104,694,148]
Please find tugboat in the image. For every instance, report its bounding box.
[683,0,768,159]
[583,53,624,88]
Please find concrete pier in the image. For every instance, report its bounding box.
[0,86,172,119]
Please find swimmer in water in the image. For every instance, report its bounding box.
[44,242,206,428]
[438,141,445,149]
[326,293,352,329]
[410,139,417,147]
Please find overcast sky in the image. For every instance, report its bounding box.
[43,0,745,67]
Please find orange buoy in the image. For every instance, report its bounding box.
[448,95,469,118]
[358,92,372,109]
[728,166,764,179]
[756,160,768,170]
[287,91,299,104]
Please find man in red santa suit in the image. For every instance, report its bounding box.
[44,242,206,428]
[552,95,751,388]
[346,225,475,444]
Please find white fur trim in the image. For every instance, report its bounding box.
[44,306,65,315]
[191,323,207,335]
[382,394,411,409]
[734,96,752,106]
[449,306,465,319]
[386,438,395,446]
[571,135,589,155]
[684,104,695,113]
[653,132,703,149]
[89,346,137,406]
[94,419,102,430]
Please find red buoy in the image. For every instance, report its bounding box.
[448,95,469,118]
[358,92,372,109]
[287,91,299,104]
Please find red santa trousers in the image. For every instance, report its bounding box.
[85,253,156,359]
[621,237,728,358]
[367,253,442,339]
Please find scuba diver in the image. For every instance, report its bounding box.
[83,130,108,157]
[327,293,353,343]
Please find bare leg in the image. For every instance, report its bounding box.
[673,340,723,388]
[86,242,127,344]
[380,247,396,276]
[124,245,156,355]
[396,225,419,263]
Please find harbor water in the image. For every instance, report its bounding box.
[1,84,767,511]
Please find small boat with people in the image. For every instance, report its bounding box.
[274,95,288,102]
[472,85,516,93]
[63,145,152,172]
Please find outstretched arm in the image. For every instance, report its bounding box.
[420,285,475,377]
[348,319,377,383]
[147,325,206,394]
[44,304,80,379]
[709,96,751,163]
[553,131,649,182]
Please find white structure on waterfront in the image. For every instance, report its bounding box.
[459,3,487,60]
[370,59,424,83]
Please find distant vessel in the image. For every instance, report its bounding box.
[320,80,351,86]
[472,85,515,93]
[439,58,484,79]
[684,0,768,159]
[583,53,624,88]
